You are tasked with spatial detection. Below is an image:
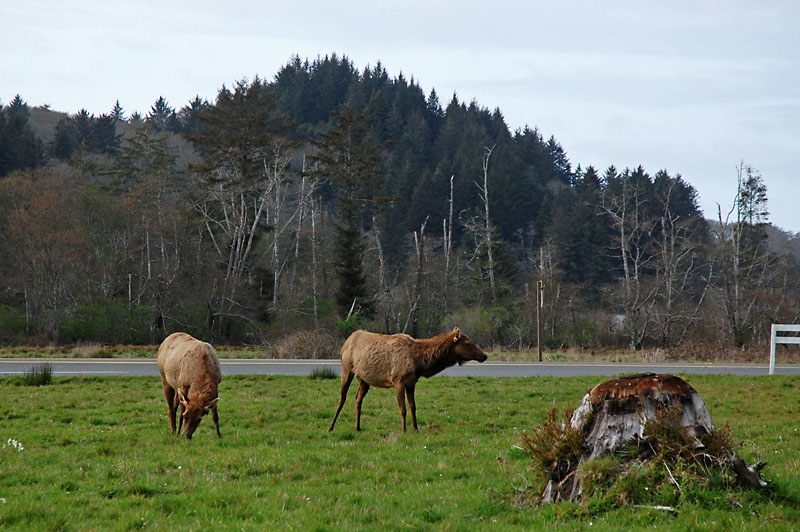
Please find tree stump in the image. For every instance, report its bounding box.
[540,374,768,503]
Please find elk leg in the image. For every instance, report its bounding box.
[394,383,407,432]
[162,377,176,433]
[329,370,355,432]
[355,379,370,431]
[212,405,221,438]
[406,384,418,431]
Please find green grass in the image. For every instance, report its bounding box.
[22,363,52,386]
[0,374,798,530]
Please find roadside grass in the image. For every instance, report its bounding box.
[21,363,52,386]
[0,374,798,530]
[2,343,798,364]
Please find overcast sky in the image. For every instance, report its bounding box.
[3,1,798,232]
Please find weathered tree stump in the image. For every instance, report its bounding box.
[540,374,768,503]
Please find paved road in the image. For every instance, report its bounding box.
[0,358,797,377]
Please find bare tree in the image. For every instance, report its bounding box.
[0,169,89,342]
[461,146,498,305]
[652,176,712,347]
[441,174,455,314]
[188,79,292,337]
[263,141,298,310]
[478,145,497,304]
[714,162,774,347]
[600,172,658,350]
[372,217,398,333]
[404,217,429,336]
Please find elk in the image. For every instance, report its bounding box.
[328,328,488,432]
[157,332,221,439]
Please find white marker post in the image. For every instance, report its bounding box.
[769,324,800,375]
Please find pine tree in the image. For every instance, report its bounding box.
[0,95,46,176]
[91,114,121,154]
[177,96,208,135]
[52,117,77,160]
[111,100,125,122]
[147,96,179,132]
[308,105,385,317]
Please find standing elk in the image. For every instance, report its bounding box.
[157,332,221,439]
[329,327,488,432]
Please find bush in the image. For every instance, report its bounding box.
[335,314,364,339]
[445,306,522,348]
[521,406,583,478]
[273,329,340,359]
[60,300,152,344]
[0,305,31,342]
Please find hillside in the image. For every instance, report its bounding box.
[1,55,797,352]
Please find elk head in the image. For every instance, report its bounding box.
[177,389,219,440]
[451,328,488,364]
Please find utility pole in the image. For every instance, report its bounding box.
[537,280,543,362]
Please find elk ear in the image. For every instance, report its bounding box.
[177,389,188,407]
[453,327,461,342]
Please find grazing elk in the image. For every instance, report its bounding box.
[328,328,488,432]
[157,332,221,439]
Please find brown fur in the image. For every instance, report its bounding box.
[328,327,488,432]
[157,332,222,439]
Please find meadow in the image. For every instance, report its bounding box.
[1,373,798,531]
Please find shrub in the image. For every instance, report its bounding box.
[70,343,114,358]
[60,300,152,344]
[274,330,340,359]
[335,314,364,339]
[445,307,502,347]
[0,305,31,342]
[24,363,53,386]
[521,406,583,478]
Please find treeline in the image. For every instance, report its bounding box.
[1,54,798,353]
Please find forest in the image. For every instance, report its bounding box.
[1,54,798,355]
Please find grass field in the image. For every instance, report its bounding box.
[1,373,798,531]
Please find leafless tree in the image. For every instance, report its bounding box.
[478,145,497,304]
[652,178,712,347]
[442,174,455,314]
[461,146,498,305]
[404,216,429,336]
[713,161,775,347]
[600,175,658,350]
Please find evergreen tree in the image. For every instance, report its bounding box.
[91,114,121,155]
[147,96,179,132]
[111,100,125,122]
[177,96,208,135]
[52,117,77,160]
[308,105,385,317]
[0,95,46,177]
[73,109,93,149]
[551,165,613,290]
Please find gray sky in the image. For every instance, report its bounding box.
[3,0,799,232]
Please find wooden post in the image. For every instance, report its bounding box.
[537,280,543,362]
